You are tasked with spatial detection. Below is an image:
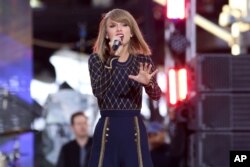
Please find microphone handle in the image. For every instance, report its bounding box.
[112,40,121,51]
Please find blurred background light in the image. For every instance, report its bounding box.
[166,0,186,20]
[30,0,44,8]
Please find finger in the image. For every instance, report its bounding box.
[147,64,152,73]
[108,41,113,48]
[150,69,158,77]
[144,63,148,71]
[128,75,137,80]
[139,63,143,71]
[109,37,115,46]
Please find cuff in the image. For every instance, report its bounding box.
[144,79,154,88]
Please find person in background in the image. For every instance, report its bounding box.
[56,111,92,167]
[147,121,171,167]
[88,8,162,167]
[167,107,188,167]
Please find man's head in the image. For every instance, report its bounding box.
[71,111,89,138]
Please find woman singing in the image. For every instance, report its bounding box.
[88,8,162,167]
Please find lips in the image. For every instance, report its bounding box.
[116,34,124,41]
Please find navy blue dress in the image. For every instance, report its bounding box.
[88,54,161,167]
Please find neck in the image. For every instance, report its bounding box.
[76,136,88,147]
[118,45,129,62]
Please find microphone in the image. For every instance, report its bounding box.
[112,40,121,51]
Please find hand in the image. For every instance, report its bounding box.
[128,63,158,85]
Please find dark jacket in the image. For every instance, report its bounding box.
[56,138,92,167]
[151,143,171,167]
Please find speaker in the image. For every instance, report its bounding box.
[188,93,250,131]
[188,132,250,167]
[189,54,250,92]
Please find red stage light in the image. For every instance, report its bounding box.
[167,67,188,106]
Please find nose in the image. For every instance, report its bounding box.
[116,24,122,31]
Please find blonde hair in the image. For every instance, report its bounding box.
[93,8,151,61]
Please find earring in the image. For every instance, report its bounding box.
[105,35,109,39]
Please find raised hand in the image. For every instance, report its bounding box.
[128,62,158,85]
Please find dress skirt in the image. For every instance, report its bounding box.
[88,110,153,167]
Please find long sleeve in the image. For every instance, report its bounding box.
[142,56,162,101]
[88,54,115,98]
[89,54,161,110]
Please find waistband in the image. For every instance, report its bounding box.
[100,110,141,117]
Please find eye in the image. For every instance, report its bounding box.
[109,24,116,28]
[123,23,128,27]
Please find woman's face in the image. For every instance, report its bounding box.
[106,18,132,46]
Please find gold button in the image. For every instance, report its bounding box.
[106,134,109,136]
[134,133,137,136]
[106,128,110,131]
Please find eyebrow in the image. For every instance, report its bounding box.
[107,20,117,24]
